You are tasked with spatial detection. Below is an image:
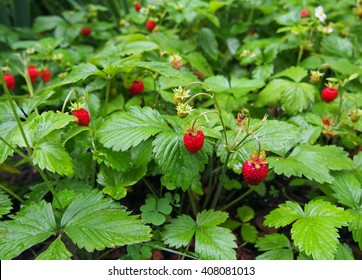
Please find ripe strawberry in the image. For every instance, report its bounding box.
[81,27,92,36]
[129,80,144,96]
[72,109,90,126]
[27,66,38,83]
[321,87,338,102]
[3,73,15,90]
[183,129,204,154]
[39,69,51,82]
[242,155,268,185]
[146,20,157,32]
[300,9,309,18]
[134,2,141,11]
[322,119,330,126]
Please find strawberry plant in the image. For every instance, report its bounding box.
[0,0,362,261]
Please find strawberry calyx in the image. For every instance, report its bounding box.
[249,152,268,169]
[69,102,86,112]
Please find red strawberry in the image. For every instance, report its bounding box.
[146,20,157,32]
[242,155,268,185]
[300,9,309,18]
[39,69,51,82]
[322,119,330,126]
[129,80,144,96]
[183,129,204,154]
[321,87,338,102]
[28,66,38,83]
[72,109,90,126]
[3,73,15,90]
[81,27,92,36]
[134,2,141,11]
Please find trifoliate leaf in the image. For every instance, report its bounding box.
[265,200,351,260]
[25,111,77,145]
[0,201,56,259]
[36,236,72,260]
[162,215,197,248]
[33,141,73,176]
[61,190,151,252]
[140,197,172,226]
[0,189,12,218]
[330,172,361,208]
[153,131,212,189]
[99,106,171,151]
[256,79,316,115]
[269,145,353,184]
[271,66,308,82]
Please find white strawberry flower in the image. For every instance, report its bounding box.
[315,6,327,22]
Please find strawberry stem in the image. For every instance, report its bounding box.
[250,132,261,159]
[61,88,76,113]
[103,77,112,119]
[190,110,218,131]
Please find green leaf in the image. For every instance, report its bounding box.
[140,197,172,226]
[60,63,105,85]
[61,190,151,252]
[196,28,218,61]
[334,243,354,260]
[271,66,308,83]
[252,63,274,80]
[265,200,350,260]
[153,131,212,189]
[230,77,265,97]
[185,52,213,77]
[0,189,12,219]
[195,226,236,260]
[330,172,361,208]
[162,215,197,248]
[256,79,316,115]
[321,36,353,59]
[256,233,291,250]
[99,106,170,151]
[269,145,353,184]
[196,209,228,227]
[122,61,180,77]
[25,111,77,145]
[119,41,159,56]
[93,148,131,171]
[256,249,294,260]
[33,141,74,176]
[0,121,17,163]
[241,223,258,243]
[36,236,72,260]
[0,201,56,259]
[237,205,255,223]
[347,209,362,249]
[204,75,230,93]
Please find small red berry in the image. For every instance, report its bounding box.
[81,27,92,36]
[321,87,338,102]
[300,9,309,18]
[242,156,268,186]
[183,130,205,154]
[146,20,157,32]
[39,69,51,82]
[129,80,144,96]
[322,119,330,126]
[27,66,38,83]
[134,2,141,11]
[72,109,90,126]
[3,73,15,90]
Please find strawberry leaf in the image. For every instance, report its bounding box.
[122,61,180,77]
[0,201,57,259]
[61,190,151,252]
[256,233,293,260]
[99,106,171,151]
[33,141,74,176]
[241,223,258,243]
[60,63,105,85]
[153,131,212,190]
[347,209,362,250]
[0,189,12,219]
[36,236,72,260]
[330,172,361,208]
[196,209,228,227]
[269,145,353,184]
[271,66,308,82]
[265,200,351,259]
[162,215,197,248]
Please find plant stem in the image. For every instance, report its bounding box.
[36,168,62,208]
[188,189,198,217]
[335,87,344,124]
[0,73,33,156]
[220,186,255,211]
[103,77,112,119]
[0,183,25,203]
[211,96,229,147]
[210,151,231,209]
[154,245,198,260]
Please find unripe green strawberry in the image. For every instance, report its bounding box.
[39,69,51,82]
[3,73,15,90]
[183,129,204,154]
[27,66,38,83]
[242,155,268,185]
[72,108,90,126]
[321,87,338,102]
[129,80,144,96]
